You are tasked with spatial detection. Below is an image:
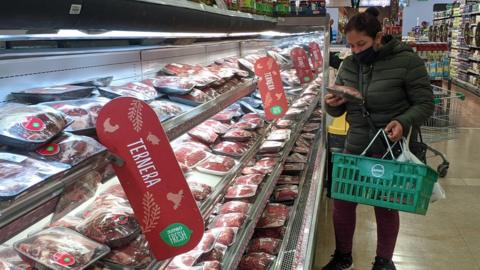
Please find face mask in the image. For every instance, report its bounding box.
[353,46,378,65]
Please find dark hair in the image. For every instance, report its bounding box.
[344,7,381,39]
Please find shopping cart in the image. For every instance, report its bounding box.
[421,84,466,177]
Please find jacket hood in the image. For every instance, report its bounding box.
[376,36,413,60]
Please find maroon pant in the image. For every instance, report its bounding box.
[333,199,399,260]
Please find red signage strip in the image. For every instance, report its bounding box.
[254,56,289,121]
[291,47,315,84]
[309,42,323,72]
[96,97,204,260]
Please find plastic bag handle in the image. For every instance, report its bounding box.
[360,129,396,159]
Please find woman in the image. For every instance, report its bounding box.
[323,8,434,270]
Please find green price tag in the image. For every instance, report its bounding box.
[270,105,283,116]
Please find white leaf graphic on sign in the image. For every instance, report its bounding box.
[128,100,143,133]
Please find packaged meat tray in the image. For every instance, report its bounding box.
[210,213,247,229]
[169,88,212,106]
[32,133,106,166]
[233,118,264,131]
[284,108,304,120]
[0,152,69,201]
[12,85,95,104]
[211,111,237,123]
[256,203,289,229]
[188,126,219,145]
[43,97,109,134]
[193,230,218,253]
[255,157,278,170]
[174,145,210,169]
[98,83,158,101]
[49,216,84,231]
[0,103,71,150]
[283,163,305,172]
[302,123,321,132]
[203,87,221,99]
[266,129,291,142]
[301,132,316,141]
[77,208,141,248]
[196,260,221,270]
[259,141,285,154]
[237,58,255,75]
[239,97,263,108]
[275,120,293,129]
[196,243,227,264]
[241,166,271,175]
[206,227,238,246]
[225,185,258,200]
[212,141,247,157]
[103,235,152,269]
[253,227,286,239]
[273,185,299,202]
[149,100,184,122]
[247,238,281,255]
[223,128,253,142]
[277,175,300,185]
[218,201,251,215]
[0,245,32,269]
[82,194,132,218]
[200,120,230,135]
[293,146,310,154]
[187,181,213,202]
[295,136,311,148]
[234,174,264,185]
[238,252,276,270]
[101,184,127,199]
[145,76,196,94]
[14,227,110,270]
[286,153,308,163]
[71,76,113,87]
[197,155,236,176]
[166,254,199,269]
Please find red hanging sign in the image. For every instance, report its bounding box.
[291,47,315,84]
[96,97,204,260]
[254,56,289,120]
[309,42,323,71]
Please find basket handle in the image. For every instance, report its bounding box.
[360,129,396,159]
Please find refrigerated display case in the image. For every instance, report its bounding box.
[0,6,330,269]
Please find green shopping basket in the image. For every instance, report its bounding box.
[331,130,438,215]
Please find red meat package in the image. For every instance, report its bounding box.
[166,253,201,269]
[203,87,221,99]
[99,82,158,101]
[223,128,253,142]
[301,132,316,141]
[197,155,236,176]
[196,260,221,270]
[149,100,184,122]
[174,145,209,168]
[277,175,300,185]
[255,157,278,170]
[254,227,286,239]
[11,85,95,104]
[196,243,228,264]
[266,129,291,142]
[170,89,211,106]
[192,230,218,253]
[233,118,264,131]
[259,141,285,154]
[238,252,276,270]
[225,184,258,200]
[212,141,247,157]
[241,166,270,175]
[234,174,264,185]
[49,216,84,231]
[247,238,281,255]
[283,163,305,172]
[257,203,290,229]
[77,208,141,248]
[302,123,321,132]
[210,213,247,228]
[145,76,196,94]
[14,227,110,270]
[188,126,219,145]
[286,153,308,163]
[274,185,299,202]
[103,235,153,268]
[293,146,310,154]
[200,120,231,134]
[211,111,237,123]
[83,194,132,218]
[206,227,238,246]
[0,103,71,150]
[295,136,311,148]
[275,119,293,129]
[0,245,32,269]
[284,108,304,120]
[33,133,106,166]
[102,183,127,199]
[187,181,213,202]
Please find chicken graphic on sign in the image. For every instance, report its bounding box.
[167,190,184,210]
[103,118,119,133]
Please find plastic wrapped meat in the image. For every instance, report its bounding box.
[284,108,304,120]
[283,163,305,172]
[197,155,236,175]
[255,157,278,171]
[102,184,127,199]
[223,128,253,142]
[254,227,286,239]
[174,146,209,169]
[212,141,247,157]
[197,260,221,270]
[14,227,110,270]
[211,111,237,123]
[162,63,221,87]
[275,120,293,129]
[197,243,227,263]
[0,245,35,269]
[257,203,289,229]
[266,129,291,142]
[0,152,69,200]
[234,174,264,185]
[83,194,132,218]
[241,166,270,175]
[247,238,281,255]
[77,208,140,248]
[286,153,308,163]
[0,103,70,150]
[218,201,251,215]
[225,185,258,200]
[274,185,299,202]
[149,100,183,122]
[188,126,219,145]
[145,76,196,94]
[259,141,285,154]
[187,181,213,202]
[99,82,158,101]
[206,227,238,246]
[238,252,276,270]
[170,89,211,106]
[312,108,323,118]
[302,123,321,132]
[277,175,300,185]
[210,213,247,228]
[301,133,316,141]
[33,133,106,166]
[295,137,311,148]
[193,231,217,253]
[200,120,230,135]
[49,216,84,231]
[103,235,152,268]
[12,85,94,104]
[293,146,310,154]
[233,118,264,131]
[166,254,199,269]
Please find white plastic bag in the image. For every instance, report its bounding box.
[397,128,446,203]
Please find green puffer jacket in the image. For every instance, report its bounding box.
[326,37,434,154]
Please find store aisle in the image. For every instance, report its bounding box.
[314,87,480,270]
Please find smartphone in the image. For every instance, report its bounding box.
[325,86,362,102]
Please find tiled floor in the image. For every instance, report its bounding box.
[314,85,480,270]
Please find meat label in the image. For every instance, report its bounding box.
[254,56,289,120]
[290,47,315,84]
[96,97,204,260]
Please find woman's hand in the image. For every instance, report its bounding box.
[385,120,403,141]
[325,93,346,107]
